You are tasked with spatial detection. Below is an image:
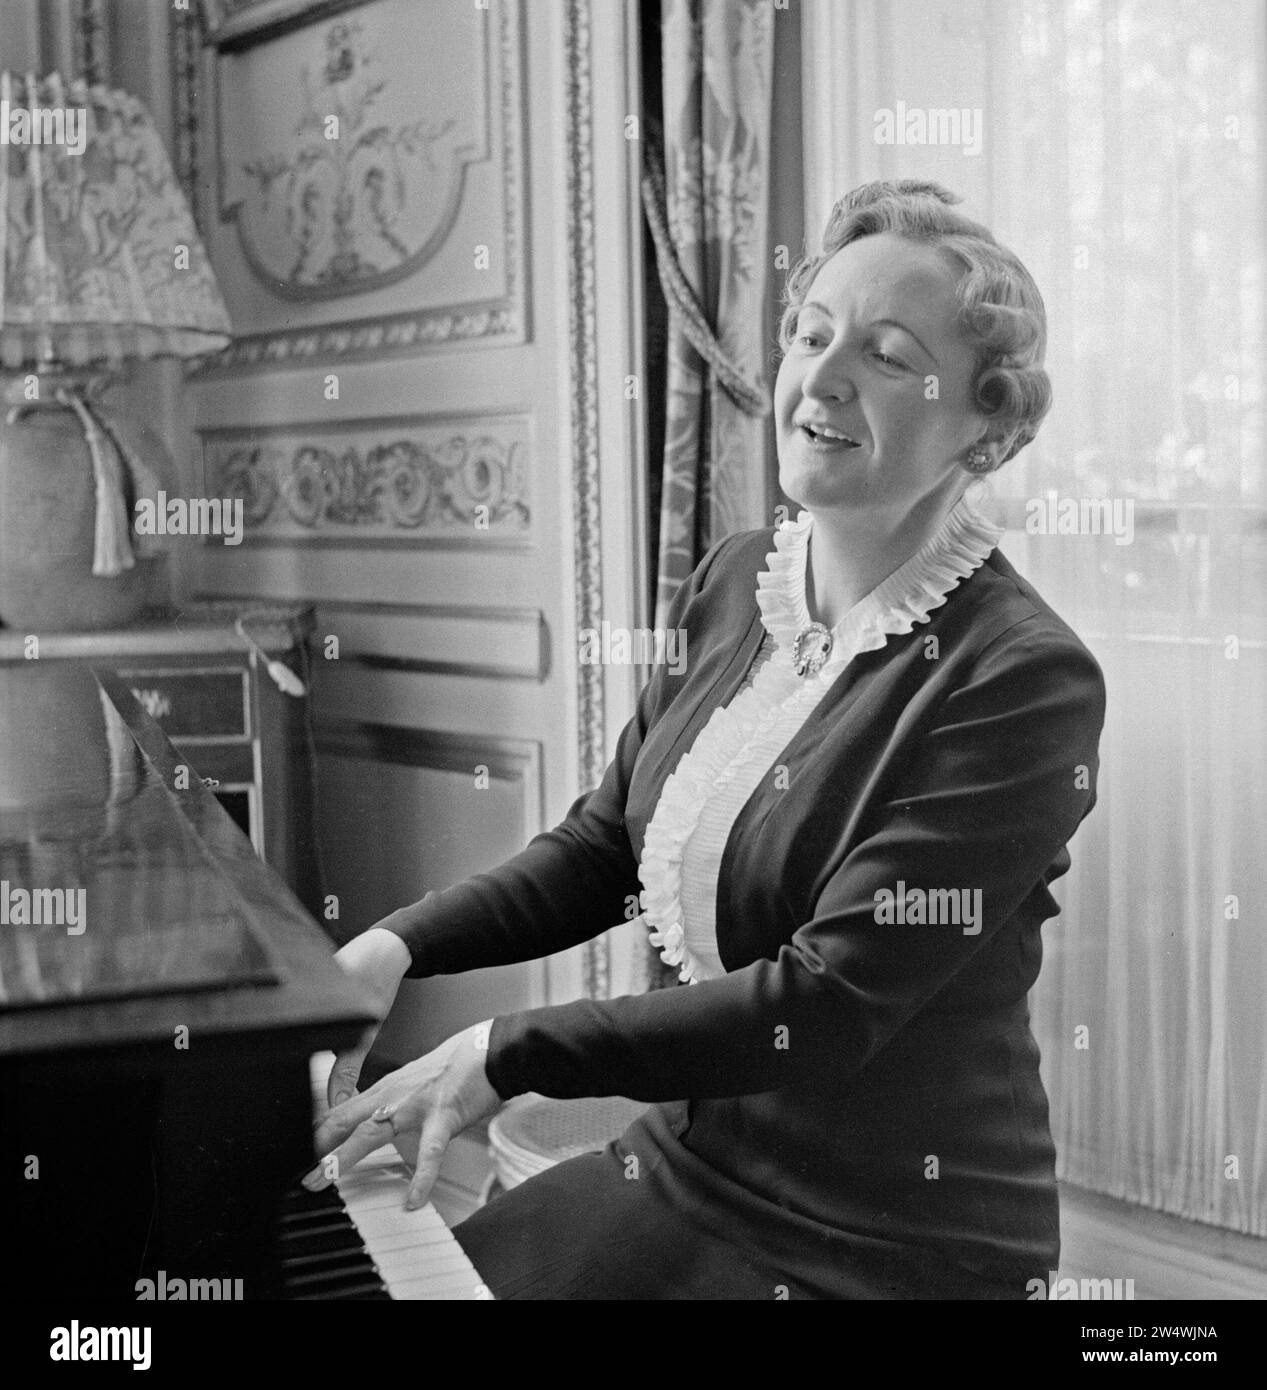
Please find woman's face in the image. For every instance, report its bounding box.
[774,231,989,519]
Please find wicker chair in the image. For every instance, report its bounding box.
[482,1094,650,1200]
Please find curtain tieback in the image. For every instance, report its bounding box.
[640,139,770,420]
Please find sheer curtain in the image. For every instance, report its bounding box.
[802,0,1266,1233]
[998,0,1266,1236]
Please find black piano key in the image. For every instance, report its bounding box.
[292,1284,393,1301]
[284,1256,381,1288]
[288,1273,391,1301]
[282,1251,379,1278]
[280,1183,345,1214]
[278,1182,390,1300]
[278,1211,363,1238]
[281,1226,373,1260]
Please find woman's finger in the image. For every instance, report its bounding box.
[308,1090,394,1181]
[404,1110,456,1211]
[326,1036,370,1111]
[313,1110,410,1191]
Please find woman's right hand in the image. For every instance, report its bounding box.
[326,925,413,1109]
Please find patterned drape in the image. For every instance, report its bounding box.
[651,0,775,632]
[0,0,110,83]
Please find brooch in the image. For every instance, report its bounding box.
[791,622,834,677]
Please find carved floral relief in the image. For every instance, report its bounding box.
[230,18,476,299]
[203,419,531,542]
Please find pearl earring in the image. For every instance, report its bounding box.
[963,446,994,474]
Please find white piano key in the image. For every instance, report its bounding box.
[344,1201,446,1241]
[350,1233,441,1263]
[371,1245,479,1280]
[391,1271,488,1301]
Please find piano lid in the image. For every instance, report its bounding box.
[0,662,280,1011]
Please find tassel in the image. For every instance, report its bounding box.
[57,387,135,578]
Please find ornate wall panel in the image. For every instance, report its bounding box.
[200,414,532,545]
[188,0,526,371]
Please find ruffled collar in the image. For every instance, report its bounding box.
[755,480,1004,667]
[637,481,1003,986]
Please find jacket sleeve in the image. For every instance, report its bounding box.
[377,535,737,977]
[484,620,1107,1102]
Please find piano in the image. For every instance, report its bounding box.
[1,661,487,1300]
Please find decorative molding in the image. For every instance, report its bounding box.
[314,602,548,680]
[171,6,204,225]
[315,720,544,841]
[186,0,526,373]
[564,0,608,1001]
[74,0,107,86]
[200,0,373,53]
[200,414,532,545]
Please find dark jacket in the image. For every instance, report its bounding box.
[386,525,1106,1291]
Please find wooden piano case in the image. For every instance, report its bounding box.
[0,663,374,1300]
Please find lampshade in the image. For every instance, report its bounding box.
[0,71,231,369]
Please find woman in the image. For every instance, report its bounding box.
[307,180,1106,1300]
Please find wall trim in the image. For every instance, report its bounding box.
[316,720,544,839]
[170,5,202,219]
[313,601,548,681]
[564,0,609,1001]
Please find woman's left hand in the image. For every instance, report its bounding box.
[304,1019,501,1210]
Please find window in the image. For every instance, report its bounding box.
[803,0,1266,1233]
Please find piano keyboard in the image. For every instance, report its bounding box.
[281,1054,492,1300]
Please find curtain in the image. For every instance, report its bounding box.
[992,0,1267,1235]
[636,0,776,988]
[0,0,110,85]
[803,0,1266,1234]
[648,0,775,632]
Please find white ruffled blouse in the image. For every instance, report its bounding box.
[636,484,1005,984]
